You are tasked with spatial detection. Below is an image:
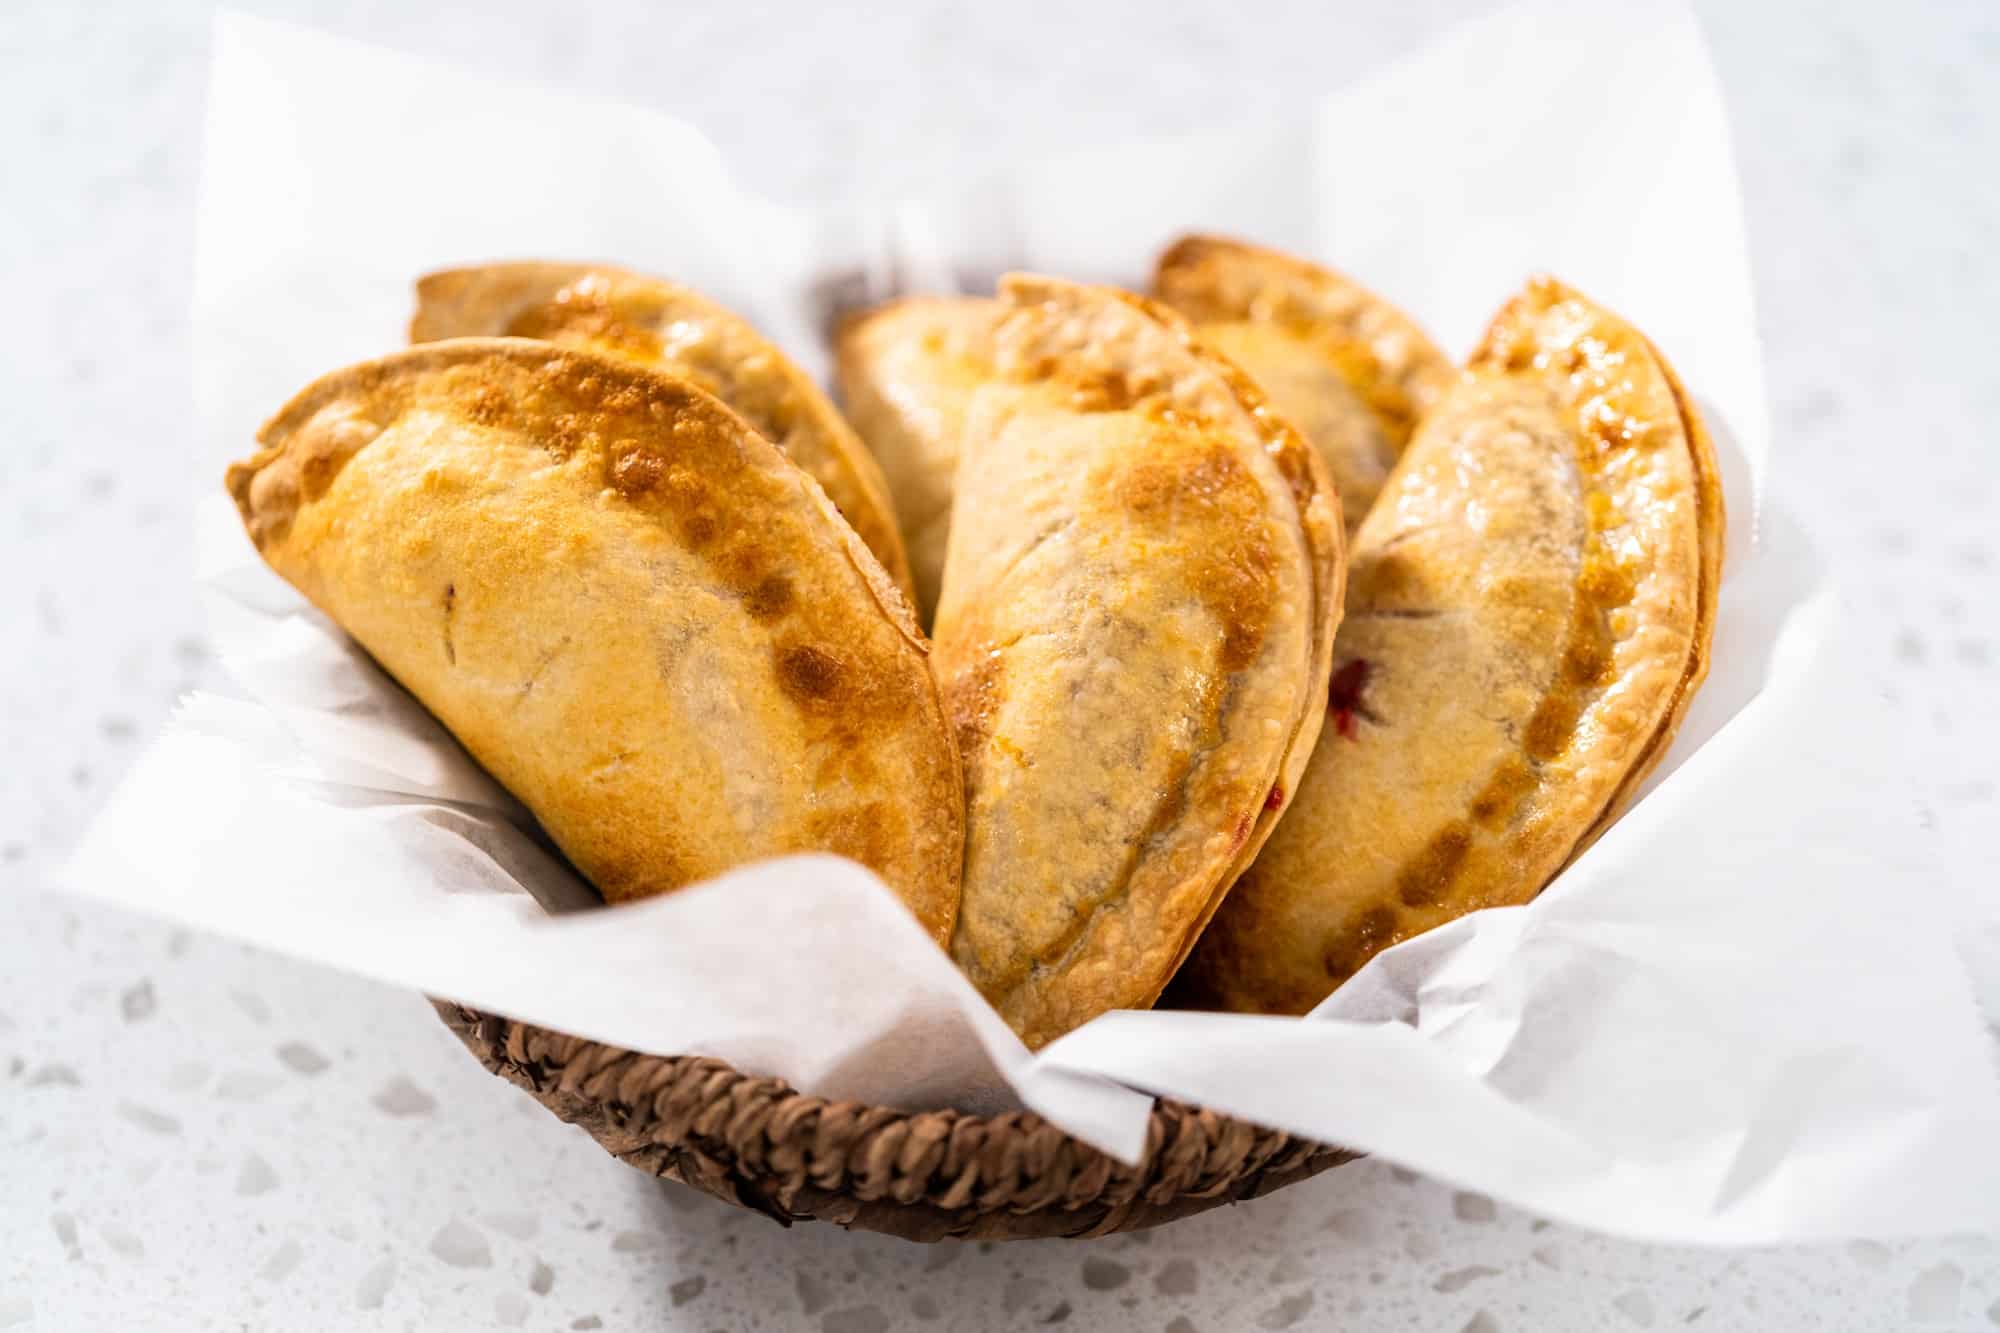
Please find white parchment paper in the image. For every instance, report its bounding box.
[63,1,2000,1242]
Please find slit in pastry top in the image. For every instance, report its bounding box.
[225,338,963,944]
[932,276,1344,1046]
[411,261,917,605]
[1171,276,1725,1015]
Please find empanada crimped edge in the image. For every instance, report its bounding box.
[227,336,962,943]
[935,276,1344,1044]
[1174,276,1723,1014]
[411,260,919,606]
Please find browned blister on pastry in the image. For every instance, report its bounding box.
[932,276,1344,1047]
[225,338,962,943]
[1152,235,1454,535]
[833,297,1003,626]
[412,261,916,603]
[1173,276,1724,1014]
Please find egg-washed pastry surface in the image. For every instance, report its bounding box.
[1152,235,1454,536]
[412,261,916,604]
[1172,277,1723,1015]
[225,338,963,944]
[933,276,1344,1047]
[833,298,1003,625]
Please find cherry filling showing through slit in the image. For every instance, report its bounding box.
[1328,657,1373,739]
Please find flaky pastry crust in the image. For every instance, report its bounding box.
[832,298,1003,625]
[933,276,1343,1046]
[1174,277,1722,1014]
[226,338,962,943]
[1152,235,1454,535]
[413,262,916,603]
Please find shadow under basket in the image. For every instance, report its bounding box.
[434,1002,1356,1241]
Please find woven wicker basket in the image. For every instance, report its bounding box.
[435,1001,1355,1241]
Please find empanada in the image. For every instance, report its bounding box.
[1173,277,1724,1014]
[1152,235,1453,535]
[934,276,1343,1046]
[225,338,963,943]
[412,262,916,603]
[832,298,1003,625]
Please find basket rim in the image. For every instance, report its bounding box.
[434,1000,1356,1241]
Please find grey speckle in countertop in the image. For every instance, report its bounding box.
[3,0,1995,1329]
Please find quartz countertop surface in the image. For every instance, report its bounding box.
[5,1,1997,1328]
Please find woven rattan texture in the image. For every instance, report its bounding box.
[434,1002,1355,1241]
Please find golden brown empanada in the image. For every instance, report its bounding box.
[225,338,963,943]
[832,298,1003,625]
[934,276,1344,1046]
[1173,277,1724,1014]
[412,261,917,603]
[1152,235,1454,535]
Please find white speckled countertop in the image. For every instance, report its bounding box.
[5,1,1997,1328]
